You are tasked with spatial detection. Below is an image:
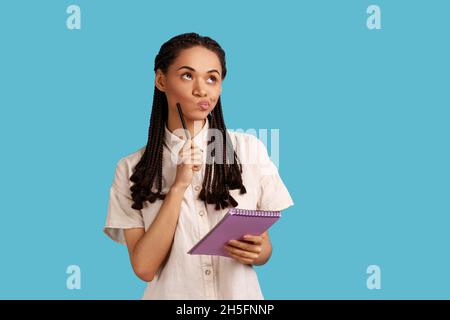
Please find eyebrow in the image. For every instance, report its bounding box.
[177,65,221,77]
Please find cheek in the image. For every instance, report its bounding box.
[167,80,189,97]
[165,75,186,91]
[167,79,222,103]
[211,87,221,102]
[165,84,192,106]
[213,84,222,95]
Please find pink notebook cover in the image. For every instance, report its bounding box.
[187,208,282,258]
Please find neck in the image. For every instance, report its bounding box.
[167,113,206,139]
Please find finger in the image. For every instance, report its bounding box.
[230,254,253,265]
[243,235,264,245]
[191,146,201,154]
[191,155,202,165]
[192,154,203,164]
[183,154,202,165]
[179,141,192,157]
[190,150,202,162]
[190,141,196,152]
[185,144,200,158]
[228,240,262,254]
[191,146,201,157]
[179,155,196,166]
[224,245,260,259]
[176,153,189,165]
[191,162,203,169]
[191,142,205,155]
[193,147,203,156]
[225,248,254,265]
[188,148,203,160]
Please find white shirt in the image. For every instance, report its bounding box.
[103,119,294,299]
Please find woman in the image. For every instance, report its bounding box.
[103,32,294,299]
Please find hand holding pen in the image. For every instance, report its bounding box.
[171,103,203,190]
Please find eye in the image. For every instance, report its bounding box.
[207,76,218,83]
[181,72,193,80]
[181,72,218,84]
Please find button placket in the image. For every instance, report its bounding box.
[202,264,215,298]
[192,170,216,298]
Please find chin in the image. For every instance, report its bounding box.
[186,110,210,121]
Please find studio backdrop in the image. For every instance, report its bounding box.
[0,0,449,299]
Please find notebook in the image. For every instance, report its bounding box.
[187,207,282,258]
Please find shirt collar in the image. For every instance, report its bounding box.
[164,118,210,154]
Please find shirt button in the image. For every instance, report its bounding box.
[205,269,211,275]
[199,210,205,216]
[194,185,201,191]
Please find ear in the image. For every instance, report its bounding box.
[155,69,167,92]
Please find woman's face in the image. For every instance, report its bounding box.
[155,46,223,121]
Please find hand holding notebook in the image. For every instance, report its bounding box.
[188,208,282,258]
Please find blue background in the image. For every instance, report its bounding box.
[0,0,449,299]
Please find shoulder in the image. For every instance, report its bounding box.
[226,130,269,166]
[119,145,146,164]
[227,130,263,150]
[114,146,146,179]
[227,130,267,154]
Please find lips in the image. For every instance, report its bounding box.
[197,101,210,110]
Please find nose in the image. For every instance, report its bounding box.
[192,80,207,97]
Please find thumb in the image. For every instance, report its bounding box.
[179,139,192,156]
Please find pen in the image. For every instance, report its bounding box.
[176,102,191,140]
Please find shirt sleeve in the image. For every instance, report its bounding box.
[253,136,295,211]
[103,157,145,245]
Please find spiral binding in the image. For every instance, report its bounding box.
[229,208,281,217]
